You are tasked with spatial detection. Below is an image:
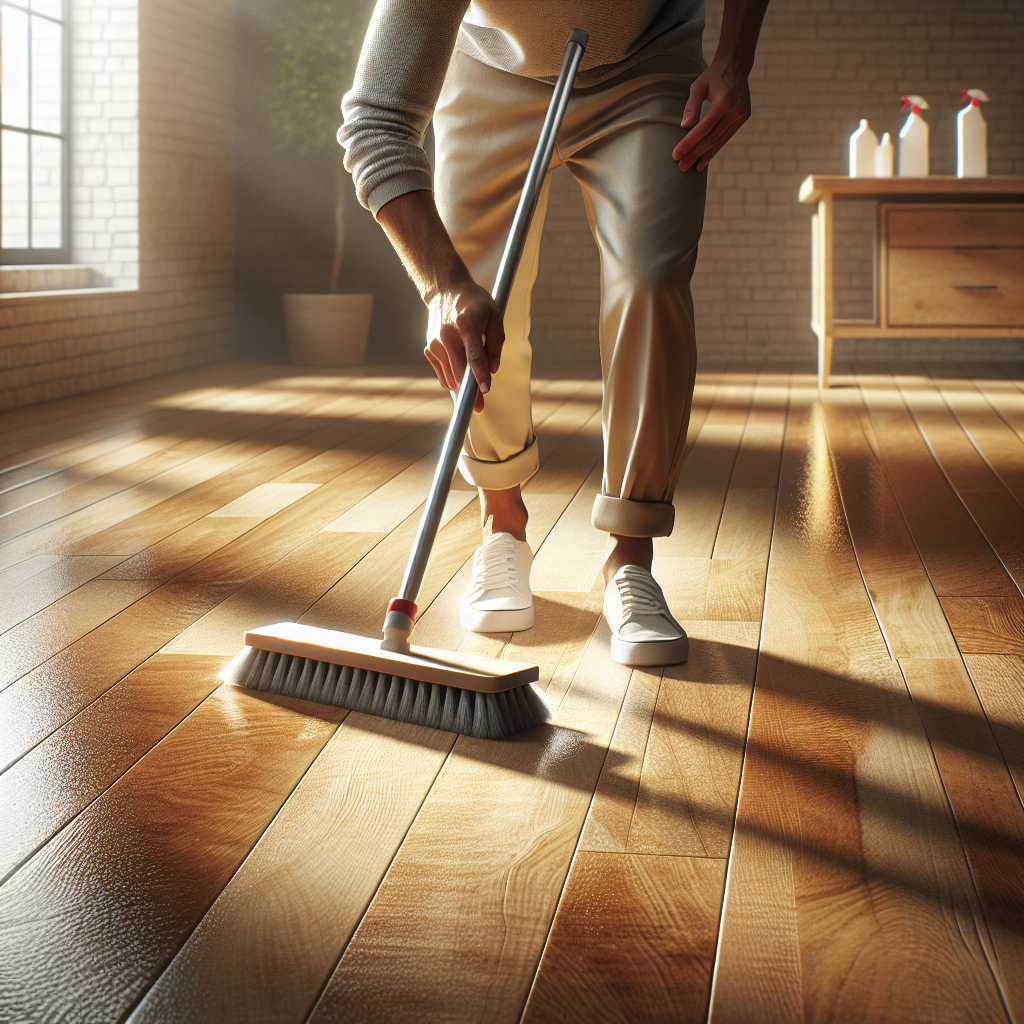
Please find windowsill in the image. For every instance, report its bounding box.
[0,285,138,300]
[0,264,137,300]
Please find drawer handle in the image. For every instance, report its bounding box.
[951,284,998,290]
[952,245,999,250]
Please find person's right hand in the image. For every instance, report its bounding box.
[424,277,505,412]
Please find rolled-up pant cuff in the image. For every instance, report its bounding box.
[592,494,675,537]
[458,435,540,490]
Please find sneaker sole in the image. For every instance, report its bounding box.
[460,604,535,633]
[610,633,688,667]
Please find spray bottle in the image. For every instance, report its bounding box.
[957,89,989,178]
[849,119,879,177]
[898,95,930,177]
[875,132,894,177]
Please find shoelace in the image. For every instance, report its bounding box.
[471,536,519,593]
[616,568,669,621]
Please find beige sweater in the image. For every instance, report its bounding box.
[339,0,705,215]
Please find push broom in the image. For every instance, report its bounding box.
[222,29,589,740]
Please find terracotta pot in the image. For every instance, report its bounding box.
[283,293,373,367]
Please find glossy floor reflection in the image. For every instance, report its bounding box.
[0,360,1020,1024]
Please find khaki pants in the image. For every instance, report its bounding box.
[434,51,707,538]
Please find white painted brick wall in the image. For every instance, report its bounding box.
[69,0,139,288]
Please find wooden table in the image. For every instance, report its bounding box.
[799,175,1024,386]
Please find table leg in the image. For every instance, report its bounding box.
[816,196,834,388]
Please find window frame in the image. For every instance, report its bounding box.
[1,0,71,265]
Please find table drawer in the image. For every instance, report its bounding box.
[886,206,1024,248]
[887,247,1024,327]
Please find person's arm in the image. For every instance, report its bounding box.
[672,0,771,172]
[376,189,502,410]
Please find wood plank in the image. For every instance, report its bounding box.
[0,555,126,632]
[940,596,1024,655]
[899,657,1024,1019]
[305,622,633,1024]
[0,654,225,882]
[97,517,262,582]
[579,621,758,857]
[127,713,454,1024]
[205,481,320,518]
[822,386,1023,1014]
[856,367,1019,598]
[821,397,960,659]
[0,380,416,568]
[964,654,1024,802]
[0,580,155,691]
[0,380,337,528]
[0,685,343,1024]
[708,383,1008,1024]
[0,553,61,590]
[704,488,778,621]
[0,415,185,497]
[0,583,232,771]
[521,853,725,1024]
[0,390,449,575]
[961,362,1024,443]
[891,367,1023,594]
[927,364,1024,504]
[73,384,431,557]
[658,372,756,559]
[321,448,475,534]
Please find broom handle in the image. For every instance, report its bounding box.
[395,29,588,608]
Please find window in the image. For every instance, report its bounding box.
[1,0,69,263]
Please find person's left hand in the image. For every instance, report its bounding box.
[672,61,751,172]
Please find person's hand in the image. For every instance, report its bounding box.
[672,61,752,173]
[424,277,505,412]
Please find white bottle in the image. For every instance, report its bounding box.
[875,133,895,177]
[849,119,879,177]
[957,88,989,178]
[898,95,930,177]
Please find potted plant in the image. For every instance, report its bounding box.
[266,0,372,366]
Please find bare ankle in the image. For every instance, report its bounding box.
[481,486,528,542]
[603,535,653,586]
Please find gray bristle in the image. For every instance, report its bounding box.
[228,646,548,739]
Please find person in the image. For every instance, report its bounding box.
[339,0,770,666]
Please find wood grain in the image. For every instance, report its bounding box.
[857,369,1019,597]
[0,555,125,632]
[0,654,225,882]
[964,654,1024,802]
[927,365,1024,504]
[123,389,606,1023]
[941,596,1024,655]
[709,386,1008,1024]
[579,621,758,857]
[659,372,756,559]
[128,713,454,1024]
[306,623,630,1024]
[892,367,1024,592]
[0,364,1018,1024]
[522,853,726,1024]
[0,685,343,1024]
[899,657,1024,1019]
[0,583,232,770]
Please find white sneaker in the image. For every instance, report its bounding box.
[604,564,688,666]
[460,532,535,632]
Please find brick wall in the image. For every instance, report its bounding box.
[0,0,234,410]
[531,0,1024,363]
[70,0,140,289]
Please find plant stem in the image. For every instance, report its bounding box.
[330,153,346,293]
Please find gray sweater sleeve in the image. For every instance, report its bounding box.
[338,0,469,217]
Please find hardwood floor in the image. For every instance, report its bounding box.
[0,360,1020,1024]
